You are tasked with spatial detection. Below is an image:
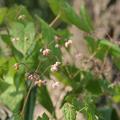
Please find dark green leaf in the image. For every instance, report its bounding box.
[24,87,37,120]
[37,86,55,117]
[0,80,10,94]
[86,80,102,95]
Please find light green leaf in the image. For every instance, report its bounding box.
[62,103,76,120]
[79,5,93,33]
[85,36,98,53]
[0,85,23,111]
[5,5,33,25]
[99,40,120,57]
[0,7,7,24]
[9,22,35,55]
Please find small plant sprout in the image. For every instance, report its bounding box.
[42,48,50,56]
[50,61,61,72]
[14,63,19,70]
[65,39,72,48]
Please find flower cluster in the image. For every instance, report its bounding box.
[27,72,40,82]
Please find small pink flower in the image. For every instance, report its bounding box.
[42,49,50,56]
[50,65,58,72]
[52,81,59,88]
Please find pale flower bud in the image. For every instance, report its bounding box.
[55,62,61,66]
[14,63,19,70]
[65,40,72,48]
[18,14,25,20]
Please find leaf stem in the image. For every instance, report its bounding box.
[49,14,61,27]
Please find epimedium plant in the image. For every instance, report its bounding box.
[0,0,120,120]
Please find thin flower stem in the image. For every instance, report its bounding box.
[49,14,61,27]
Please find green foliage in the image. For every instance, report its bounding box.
[0,1,120,120]
[37,86,55,116]
[37,113,49,120]
[0,7,7,25]
[9,22,35,55]
[62,103,76,120]
[47,0,93,32]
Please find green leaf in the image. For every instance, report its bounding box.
[79,5,94,33]
[1,35,24,60]
[47,0,93,32]
[13,114,23,120]
[98,107,119,120]
[0,57,9,79]
[14,66,25,91]
[47,0,61,15]
[0,80,10,94]
[99,40,120,57]
[86,80,102,95]
[85,36,98,53]
[5,5,33,25]
[37,86,55,117]
[0,85,23,111]
[0,7,7,25]
[9,22,35,55]
[62,103,76,120]
[24,87,37,120]
[36,16,55,43]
